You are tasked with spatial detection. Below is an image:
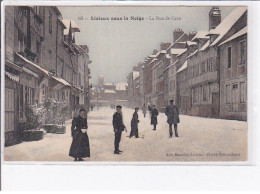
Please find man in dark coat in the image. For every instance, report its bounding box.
[165,100,180,138]
[130,107,140,138]
[113,105,127,154]
[69,108,90,161]
[151,105,159,131]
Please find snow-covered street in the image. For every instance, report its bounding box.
[4,107,247,162]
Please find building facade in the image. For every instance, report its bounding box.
[4,6,92,146]
[219,27,247,121]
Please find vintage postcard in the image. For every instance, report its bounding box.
[2,2,248,163]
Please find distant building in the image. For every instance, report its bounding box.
[98,75,105,86]
[90,82,128,108]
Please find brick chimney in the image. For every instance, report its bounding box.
[189,31,197,41]
[173,28,184,42]
[209,6,221,30]
[160,42,171,50]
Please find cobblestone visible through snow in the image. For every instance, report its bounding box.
[4,107,247,162]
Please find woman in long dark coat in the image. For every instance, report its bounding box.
[151,105,159,131]
[69,109,90,161]
[130,107,140,138]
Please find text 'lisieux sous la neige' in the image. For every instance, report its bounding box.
[78,16,181,21]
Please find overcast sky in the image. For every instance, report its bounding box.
[58,6,236,84]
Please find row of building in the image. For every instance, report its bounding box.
[90,75,128,108]
[4,6,91,146]
[127,7,247,121]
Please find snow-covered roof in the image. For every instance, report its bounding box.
[200,40,210,51]
[164,60,178,71]
[177,60,187,73]
[149,51,160,58]
[160,50,167,54]
[133,71,140,80]
[116,82,128,91]
[187,49,198,59]
[219,26,247,46]
[186,41,197,46]
[62,19,80,35]
[166,32,187,51]
[209,7,247,46]
[171,48,187,55]
[191,31,209,41]
[176,48,187,57]
[166,54,171,59]
[104,89,116,94]
[146,58,158,66]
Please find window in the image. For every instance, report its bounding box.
[240,82,246,103]
[36,41,42,63]
[228,47,232,68]
[240,40,246,65]
[192,87,199,104]
[18,30,25,52]
[202,85,209,101]
[49,11,52,34]
[232,84,239,104]
[201,62,206,73]
[225,84,231,103]
[25,86,35,105]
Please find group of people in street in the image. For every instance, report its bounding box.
[69,99,180,160]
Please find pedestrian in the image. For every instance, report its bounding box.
[130,107,140,138]
[112,105,127,154]
[142,104,147,118]
[91,104,94,111]
[165,100,180,138]
[151,105,159,131]
[69,108,90,161]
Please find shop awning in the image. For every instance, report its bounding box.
[15,53,49,76]
[51,75,71,87]
[72,85,83,92]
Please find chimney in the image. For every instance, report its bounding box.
[173,28,184,42]
[152,49,158,55]
[189,31,197,41]
[209,6,221,30]
[160,42,171,50]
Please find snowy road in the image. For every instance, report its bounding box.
[4,107,247,162]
